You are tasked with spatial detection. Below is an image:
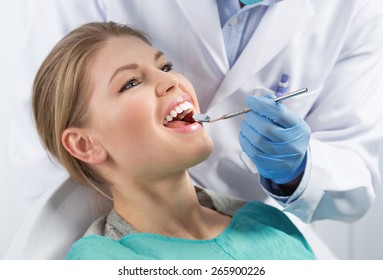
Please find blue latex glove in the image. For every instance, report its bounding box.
[239,94,311,184]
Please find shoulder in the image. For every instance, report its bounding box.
[83,216,107,237]
[66,235,115,260]
[239,201,303,236]
[241,200,289,222]
[83,210,135,240]
[196,186,247,216]
[66,235,147,260]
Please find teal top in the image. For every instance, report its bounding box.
[66,200,316,260]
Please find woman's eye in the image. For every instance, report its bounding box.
[161,62,173,72]
[119,77,142,93]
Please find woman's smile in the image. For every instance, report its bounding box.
[162,93,203,132]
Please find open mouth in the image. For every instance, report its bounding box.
[163,101,196,128]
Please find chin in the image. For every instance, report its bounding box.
[169,131,214,169]
[189,136,214,166]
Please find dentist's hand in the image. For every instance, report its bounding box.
[239,94,311,187]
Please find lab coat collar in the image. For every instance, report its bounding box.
[176,0,229,73]
[178,0,315,108]
[211,0,315,107]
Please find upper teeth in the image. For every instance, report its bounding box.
[163,101,193,125]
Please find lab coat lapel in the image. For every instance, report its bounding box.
[211,0,315,107]
[176,0,228,73]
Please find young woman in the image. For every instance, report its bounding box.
[32,22,315,260]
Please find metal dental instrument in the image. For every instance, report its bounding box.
[192,87,308,123]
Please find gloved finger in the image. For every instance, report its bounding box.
[246,95,301,128]
[253,152,306,181]
[241,121,308,156]
[240,121,272,154]
[239,130,263,159]
[239,132,304,179]
[243,111,308,143]
[256,155,300,175]
[263,92,276,99]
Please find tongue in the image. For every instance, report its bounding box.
[165,120,190,128]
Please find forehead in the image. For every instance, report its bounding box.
[97,35,155,62]
[89,35,159,84]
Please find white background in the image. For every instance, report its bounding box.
[0,0,26,258]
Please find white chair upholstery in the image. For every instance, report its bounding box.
[5,176,112,259]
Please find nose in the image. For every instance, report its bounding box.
[155,73,179,97]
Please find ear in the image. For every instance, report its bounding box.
[61,128,107,165]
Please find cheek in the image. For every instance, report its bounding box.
[95,100,154,151]
[116,105,146,130]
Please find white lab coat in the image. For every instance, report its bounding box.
[3,0,383,259]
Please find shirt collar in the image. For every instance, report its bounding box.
[217,0,282,27]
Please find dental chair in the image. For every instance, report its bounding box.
[5,176,112,259]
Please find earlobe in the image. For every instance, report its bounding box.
[61,128,107,165]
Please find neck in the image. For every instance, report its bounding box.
[111,171,227,239]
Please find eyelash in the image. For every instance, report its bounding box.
[118,62,174,93]
[161,62,173,72]
[118,76,142,93]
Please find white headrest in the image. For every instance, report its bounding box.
[6,176,112,259]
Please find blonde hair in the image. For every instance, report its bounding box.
[32,22,151,199]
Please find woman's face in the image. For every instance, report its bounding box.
[86,36,213,181]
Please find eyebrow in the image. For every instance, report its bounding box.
[155,51,164,61]
[108,51,165,86]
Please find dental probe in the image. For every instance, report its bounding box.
[192,87,308,123]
